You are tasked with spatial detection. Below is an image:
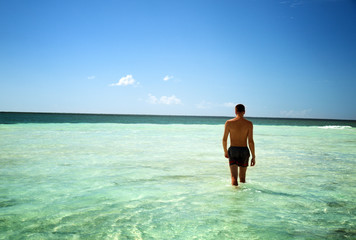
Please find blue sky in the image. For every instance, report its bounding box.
[1,0,355,119]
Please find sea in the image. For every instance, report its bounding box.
[0,112,355,240]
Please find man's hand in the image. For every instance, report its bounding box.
[250,157,256,166]
[224,152,229,158]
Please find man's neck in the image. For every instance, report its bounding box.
[235,114,244,119]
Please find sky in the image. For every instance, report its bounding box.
[1,0,356,119]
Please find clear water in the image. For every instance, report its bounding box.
[0,114,355,239]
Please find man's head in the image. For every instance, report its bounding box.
[235,104,245,115]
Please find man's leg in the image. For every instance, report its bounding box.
[229,164,238,186]
[239,167,247,183]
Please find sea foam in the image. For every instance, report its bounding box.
[318,125,352,129]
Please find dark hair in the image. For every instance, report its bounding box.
[235,104,245,113]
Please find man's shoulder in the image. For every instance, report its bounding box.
[244,119,253,126]
[225,118,237,124]
[245,118,253,124]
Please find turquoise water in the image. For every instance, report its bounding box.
[0,114,355,239]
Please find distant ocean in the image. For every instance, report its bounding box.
[1,112,355,239]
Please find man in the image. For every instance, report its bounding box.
[222,104,255,186]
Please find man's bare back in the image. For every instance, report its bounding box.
[225,117,251,147]
[222,104,255,186]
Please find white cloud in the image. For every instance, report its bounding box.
[110,75,137,86]
[88,76,96,80]
[223,102,235,108]
[147,94,181,105]
[280,109,312,118]
[163,75,174,81]
[147,94,158,104]
[160,95,181,105]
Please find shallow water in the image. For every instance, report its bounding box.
[0,120,355,239]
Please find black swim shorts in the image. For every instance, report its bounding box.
[228,146,250,167]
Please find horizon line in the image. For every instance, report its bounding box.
[1,111,355,121]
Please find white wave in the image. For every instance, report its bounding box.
[318,125,352,130]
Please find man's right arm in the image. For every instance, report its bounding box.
[248,122,256,166]
[222,121,229,158]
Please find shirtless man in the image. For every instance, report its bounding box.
[222,104,255,186]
